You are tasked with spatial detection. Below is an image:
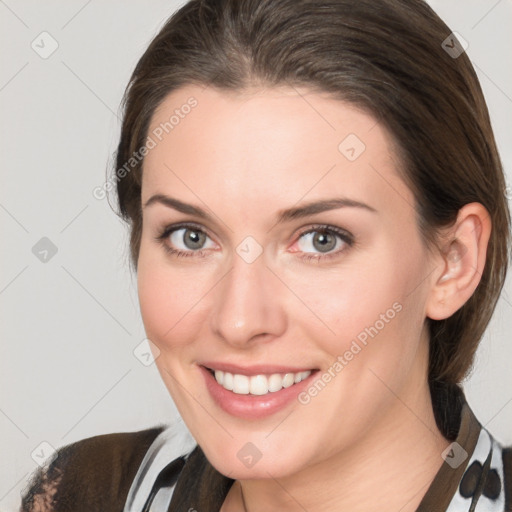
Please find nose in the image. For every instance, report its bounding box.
[209,248,287,349]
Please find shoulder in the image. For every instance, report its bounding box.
[20,426,165,512]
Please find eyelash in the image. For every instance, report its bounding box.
[154,222,355,262]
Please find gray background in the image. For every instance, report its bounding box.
[1,1,511,510]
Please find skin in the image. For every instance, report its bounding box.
[137,84,491,512]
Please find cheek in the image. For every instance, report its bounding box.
[137,246,206,350]
[287,257,397,337]
[137,273,170,344]
[293,242,427,363]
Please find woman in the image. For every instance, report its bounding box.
[20,0,511,511]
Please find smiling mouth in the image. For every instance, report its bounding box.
[204,366,316,395]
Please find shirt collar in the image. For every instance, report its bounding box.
[417,384,506,511]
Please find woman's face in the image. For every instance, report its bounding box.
[137,84,438,479]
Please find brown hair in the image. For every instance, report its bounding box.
[113,0,510,386]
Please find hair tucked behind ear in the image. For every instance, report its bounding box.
[113,0,511,386]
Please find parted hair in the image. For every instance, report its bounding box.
[113,0,511,386]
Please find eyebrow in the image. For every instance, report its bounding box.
[143,194,377,224]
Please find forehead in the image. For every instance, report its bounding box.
[142,84,413,224]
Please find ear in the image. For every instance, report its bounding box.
[426,202,491,321]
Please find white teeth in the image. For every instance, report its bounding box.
[268,373,283,392]
[223,372,233,391]
[214,370,224,385]
[249,374,268,395]
[212,369,312,395]
[282,373,295,388]
[233,374,250,394]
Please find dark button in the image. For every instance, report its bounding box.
[459,461,482,498]
[459,460,502,501]
[483,469,502,500]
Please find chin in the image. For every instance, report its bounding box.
[200,438,313,481]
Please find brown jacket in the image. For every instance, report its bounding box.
[20,427,164,511]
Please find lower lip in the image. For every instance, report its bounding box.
[199,365,317,420]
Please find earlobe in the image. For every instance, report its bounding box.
[426,203,491,321]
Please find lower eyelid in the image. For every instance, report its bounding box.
[299,243,350,261]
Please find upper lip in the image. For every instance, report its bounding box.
[200,361,317,376]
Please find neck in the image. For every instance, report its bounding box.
[224,377,451,512]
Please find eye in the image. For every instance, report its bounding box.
[155,223,216,257]
[169,227,212,251]
[293,225,354,261]
[155,222,354,261]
